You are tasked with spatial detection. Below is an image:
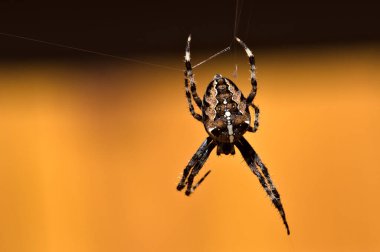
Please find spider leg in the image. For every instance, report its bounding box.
[236,137,290,235]
[184,35,203,114]
[235,37,257,104]
[247,103,260,133]
[191,170,211,192]
[177,137,215,192]
[184,75,202,121]
[185,140,216,196]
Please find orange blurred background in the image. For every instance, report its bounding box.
[0,44,379,252]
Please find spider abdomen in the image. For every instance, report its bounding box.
[202,75,251,145]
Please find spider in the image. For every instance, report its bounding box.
[176,35,290,235]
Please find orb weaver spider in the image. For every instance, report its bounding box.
[176,35,290,235]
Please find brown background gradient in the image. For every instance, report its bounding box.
[0,45,379,251]
[1,1,380,251]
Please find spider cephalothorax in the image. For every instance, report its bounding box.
[177,35,290,235]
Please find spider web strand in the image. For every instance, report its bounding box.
[192,46,231,69]
[0,32,183,72]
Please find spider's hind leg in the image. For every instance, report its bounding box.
[235,37,257,105]
[183,35,203,121]
[247,103,260,133]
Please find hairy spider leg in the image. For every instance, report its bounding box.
[185,140,216,196]
[236,37,261,134]
[236,137,290,235]
[184,75,202,121]
[235,37,257,105]
[247,103,260,133]
[185,35,203,109]
[191,170,211,192]
[177,137,214,191]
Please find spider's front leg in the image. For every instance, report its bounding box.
[236,137,290,235]
[177,137,216,196]
[184,35,203,121]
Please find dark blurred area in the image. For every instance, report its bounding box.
[0,0,379,59]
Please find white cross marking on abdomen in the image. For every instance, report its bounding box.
[224,105,234,143]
